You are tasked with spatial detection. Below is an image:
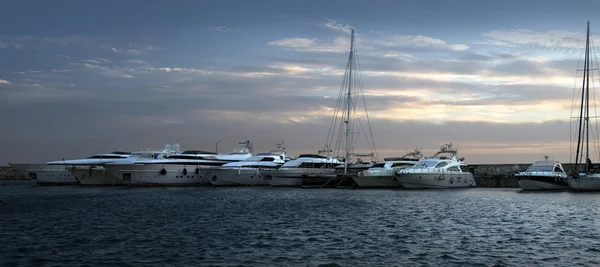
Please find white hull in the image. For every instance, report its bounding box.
[70,167,125,186]
[354,175,400,188]
[518,179,569,190]
[104,164,211,186]
[206,168,270,186]
[398,172,475,189]
[569,175,600,191]
[266,168,337,187]
[10,163,79,185]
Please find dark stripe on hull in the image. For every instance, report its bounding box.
[301,175,357,188]
[36,182,80,186]
[517,176,568,185]
[128,183,210,187]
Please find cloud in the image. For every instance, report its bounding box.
[269,38,317,48]
[71,62,134,79]
[209,26,235,32]
[478,29,584,49]
[268,36,350,53]
[110,46,140,55]
[0,41,7,48]
[374,34,469,51]
[102,44,156,56]
[320,19,353,34]
[0,79,10,84]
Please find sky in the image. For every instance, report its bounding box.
[2,0,600,164]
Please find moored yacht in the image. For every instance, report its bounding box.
[103,140,253,186]
[207,143,287,186]
[395,143,475,189]
[354,148,424,188]
[516,156,569,190]
[10,151,131,185]
[267,154,343,187]
[70,143,180,186]
[567,22,600,191]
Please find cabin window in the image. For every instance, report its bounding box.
[447,166,460,172]
[299,162,314,168]
[434,161,449,168]
[554,166,562,172]
[391,163,412,168]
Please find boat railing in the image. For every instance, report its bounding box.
[516,171,567,177]
[400,167,472,174]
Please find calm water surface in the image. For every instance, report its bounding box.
[1,181,600,266]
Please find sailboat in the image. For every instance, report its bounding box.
[300,29,379,188]
[568,21,600,191]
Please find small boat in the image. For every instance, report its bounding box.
[516,156,569,190]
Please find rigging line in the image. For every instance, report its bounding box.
[347,54,376,159]
[575,22,590,170]
[571,35,587,163]
[325,68,347,150]
[325,59,350,149]
[592,36,600,161]
[354,51,379,160]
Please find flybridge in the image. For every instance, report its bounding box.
[180,150,217,155]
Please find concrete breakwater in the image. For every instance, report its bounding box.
[468,164,529,188]
[0,167,27,181]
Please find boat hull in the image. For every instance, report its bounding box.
[267,168,337,187]
[104,164,211,186]
[206,168,270,186]
[398,172,475,189]
[517,175,569,190]
[70,166,126,186]
[10,163,79,185]
[568,175,600,191]
[302,174,357,188]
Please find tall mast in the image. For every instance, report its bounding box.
[575,22,590,172]
[585,21,591,172]
[345,29,354,174]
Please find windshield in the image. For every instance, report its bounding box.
[413,160,437,168]
[526,165,561,172]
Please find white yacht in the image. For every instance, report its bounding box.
[267,154,343,187]
[354,149,424,188]
[10,151,131,185]
[516,156,569,190]
[103,140,253,186]
[207,143,287,186]
[395,143,476,189]
[70,143,180,186]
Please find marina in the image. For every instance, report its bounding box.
[5,1,600,266]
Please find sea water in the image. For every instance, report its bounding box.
[1,182,599,266]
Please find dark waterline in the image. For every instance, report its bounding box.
[1,181,600,266]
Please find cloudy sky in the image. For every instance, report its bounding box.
[2,0,600,164]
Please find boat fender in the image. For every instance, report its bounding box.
[160,168,167,175]
[183,168,187,175]
[195,168,200,174]
[450,177,454,184]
